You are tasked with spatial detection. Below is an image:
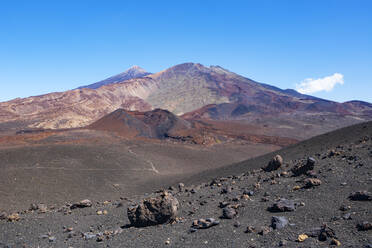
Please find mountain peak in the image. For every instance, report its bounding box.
[78,66,150,90]
[126,65,147,72]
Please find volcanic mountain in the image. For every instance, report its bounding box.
[88,108,191,139]
[77,65,150,89]
[0,63,371,140]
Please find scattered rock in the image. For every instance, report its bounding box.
[303,178,322,188]
[342,213,352,220]
[306,225,336,241]
[178,183,185,192]
[7,213,20,222]
[330,238,341,246]
[233,221,241,227]
[357,221,372,231]
[244,226,255,233]
[297,234,308,242]
[71,199,92,209]
[271,216,289,229]
[221,207,237,219]
[268,198,296,212]
[191,218,220,230]
[349,191,372,201]
[127,192,179,227]
[292,157,316,176]
[0,211,7,220]
[263,155,283,172]
[258,226,272,235]
[83,232,97,240]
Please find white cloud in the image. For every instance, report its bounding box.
[296,73,344,94]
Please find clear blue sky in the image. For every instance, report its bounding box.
[1,0,371,103]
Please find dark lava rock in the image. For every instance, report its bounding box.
[306,225,336,241]
[268,198,296,212]
[0,211,7,220]
[349,191,372,201]
[357,221,372,231]
[127,192,179,227]
[303,178,322,188]
[258,226,272,235]
[221,207,237,219]
[271,216,289,229]
[263,155,283,172]
[292,157,316,176]
[245,226,255,233]
[70,199,92,209]
[191,218,219,230]
[221,186,232,194]
[233,221,241,227]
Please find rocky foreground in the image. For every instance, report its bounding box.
[0,122,371,248]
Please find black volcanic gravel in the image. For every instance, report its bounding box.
[0,121,371,247]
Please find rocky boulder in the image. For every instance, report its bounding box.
[292,157,316,176]
[263,155,283,172]
[127,192,179,227]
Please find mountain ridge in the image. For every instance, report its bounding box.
[0,63,371,136]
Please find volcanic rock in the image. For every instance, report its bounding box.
[303,178,322,188]
[357,221,372,231]
[268,198,296,212]
[349,191,372,201]
[271,216,289,229]
[191,218,220,230]
[263,155,283,172]
[70,199,92,209]
[292,157,316,176]
[127,192,179,227]
[221,207,237,219]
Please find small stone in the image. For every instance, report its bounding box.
[271,216,289,229]
[165,238,171,245]
[330,238,341,246]
[97,211,103,215]
[191,218,219,229]
[342,213,352,220]
[83,232,96,240]
[245,226,255,233]
[258,226,272,235]
[71,199,92,209]
[357,221,372,231]
[103,210,108,215]
[7,213,20,222]
[268,198,296,212]
[178,183,185,192]
[297,234,308,242]
[48,236,56,243]
[103,201,110,205]
[222,207,237,219]
[339,205,351,211]
[303,178,322,188]
[233,221,241,227]
[0,211,7,220]
[349,191,372,201]
[292,185,301,190]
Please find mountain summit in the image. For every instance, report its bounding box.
[78,65,150,89]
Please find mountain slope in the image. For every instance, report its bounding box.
[77,65,150,89]
[0,63,371,134]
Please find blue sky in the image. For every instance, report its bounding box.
[0,0,371,102]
